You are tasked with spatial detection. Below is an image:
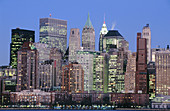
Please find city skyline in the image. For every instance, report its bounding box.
[0,0,170,66]
[1,1,170,108]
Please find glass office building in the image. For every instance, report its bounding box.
[10,28,35,68]
[76,50,100,92]
[39,18,67,54]
[102,30,129,53]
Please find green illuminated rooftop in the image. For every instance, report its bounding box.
[84,13,93,28]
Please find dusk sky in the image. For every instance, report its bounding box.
[0,0,170,66]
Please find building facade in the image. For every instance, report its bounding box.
[39,18,67,54]
[151,47,165,62]
[151,95,170,109]
[49,48,63,91]
[76,50,100,92]
[93,53,109,93]
[39,60,53,91]
[107,49,127,93]
[0,66,16,77]
[33,42,50,62]
[62,63,84,93]
[102,30,129,53]
[125,52,136,93]
[10,28,35,68]
[82,14,95,51]
[69,28,81,62]
[155,50,170,95]
[147,61,156,100]
[16,42,38,91]
[142,24,151,63]
[135,33,148,94]
[10,89,55,105]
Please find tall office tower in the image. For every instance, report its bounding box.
[107,48,127,93]
[93,53,109,93]
[107,50,118,93]
[49,48,63,90]
[99,19,108,51]
[102,30,129,53]
[151,47,165,62]
[135,33,148,94]
[69,28,81,62]
[142,24,151,63]
[16,42,38,92]
[10,28,35,68]
[82,14,95,51]
[62,62,84,93]
[125,52,136,93]
[76,50,100,92]
[155,50,170,95]
[39,17,67,54]
[147,61,156,100]
[33,43,50,62]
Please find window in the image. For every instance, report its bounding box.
[72,31,74,35]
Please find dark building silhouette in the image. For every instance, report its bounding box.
[10,28,35,68]
[135,33,148,94]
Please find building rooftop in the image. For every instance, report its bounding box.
[12,28,35,32]
[84,13,93,28]
[40,17,67,21]
[104,30,123,39]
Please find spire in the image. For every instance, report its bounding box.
[104,13,105,24]
[100,14,108,35]
[84,13,93,28]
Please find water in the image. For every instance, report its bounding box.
[0,109,161,111]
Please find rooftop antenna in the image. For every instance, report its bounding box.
[49,13,51,18]
[104,13,105,24]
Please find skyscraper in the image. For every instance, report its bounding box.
[102,30,129,53]
[125,52,136,93]
[99,18,108,51]
[107,48,127,93]
[76,50,100,92]
[16,42,38,92]
[142,24,151,63]
[135,33,148,94]
[69,28,81,62]
[82,13,95,51]
[39,17,67,54]
[93,53,109,93]
[49,48,63,90]
[10,28,35,68]
[155,50,170,95]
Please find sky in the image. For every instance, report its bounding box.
[0,0,170,66]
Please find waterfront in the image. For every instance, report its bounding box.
[0,109,168,111]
